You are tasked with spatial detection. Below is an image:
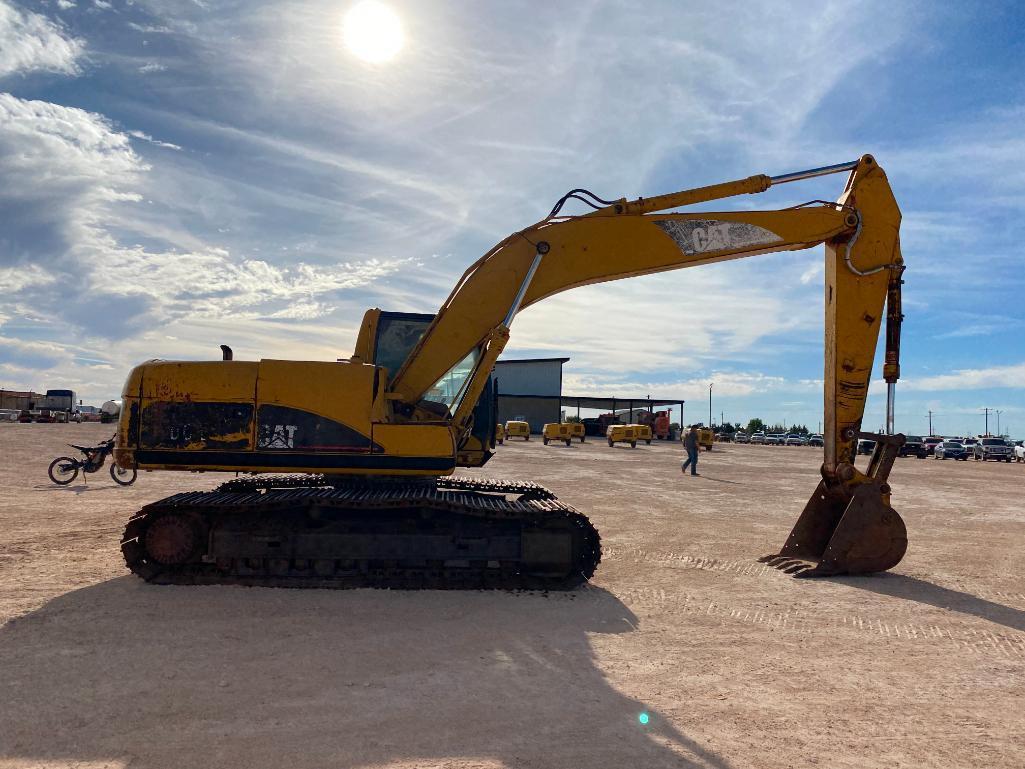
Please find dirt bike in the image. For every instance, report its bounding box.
[47,436,137,486]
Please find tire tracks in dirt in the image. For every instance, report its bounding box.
[598,547,1025,659]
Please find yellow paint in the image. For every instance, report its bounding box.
[504,421,530,440]
[629,424,653,443]
[606,424,640,447]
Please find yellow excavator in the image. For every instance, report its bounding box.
[115,154,907,588]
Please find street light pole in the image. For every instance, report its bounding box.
[708,383,713,428]
[996,410,1002,436]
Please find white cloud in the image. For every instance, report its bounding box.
[0,336,67,369]
[903,363,1025,392]
[127,128,181,150]
[56,1,76,9]
[0,91,414,355]
[0,1,83,78]
[137,61,167,74]
[0,264,57,293]
[799,261,823,285]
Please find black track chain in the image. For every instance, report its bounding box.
[215,473,558,500]
[121,479,599,591]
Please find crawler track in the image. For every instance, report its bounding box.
[121,476,600,590]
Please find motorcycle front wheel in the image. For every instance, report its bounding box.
[48,457,79,485]
[110,463,137,486]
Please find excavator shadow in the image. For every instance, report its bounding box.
[827,573,1025,633]
[0,578,732,769]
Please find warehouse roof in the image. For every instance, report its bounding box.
[495,357,571,365]
[498,393,685,409]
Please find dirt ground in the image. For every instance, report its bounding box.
[1,423,1023,769]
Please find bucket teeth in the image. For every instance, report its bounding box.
[759,556,815,575]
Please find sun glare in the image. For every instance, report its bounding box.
[343,1,405,63]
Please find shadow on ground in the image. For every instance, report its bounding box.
[835,573,1025,633]
[1,579,730,769]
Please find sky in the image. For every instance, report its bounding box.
[0,0,1023,437]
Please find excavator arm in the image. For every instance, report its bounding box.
[392,154,906,576]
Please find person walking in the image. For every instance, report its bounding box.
[681,424,699,476]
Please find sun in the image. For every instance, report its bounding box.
[343,1,405,63]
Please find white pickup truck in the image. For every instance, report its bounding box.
[974,437,1013,462]
[1015,441,1025,462]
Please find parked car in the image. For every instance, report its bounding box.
[807,434,824,447]
[899,435,928,458]
[735,432,750,444]
[1015,441,1025,462]
[923,436,943,455]
[961,437,979,453]
[934,440,968,460]
[974,437,1013,462]
[750,432,766,445]
[857,438,876,455]
[785,434,805,446]
[17,410,34,423]
[765,434,785,445]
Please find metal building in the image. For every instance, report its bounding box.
[494,357,568,433]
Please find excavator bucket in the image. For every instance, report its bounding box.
[761,434,908,577]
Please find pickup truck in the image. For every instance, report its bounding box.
[750,432,766,445]
[1015,441,1025,462]
[974,438,1013,462]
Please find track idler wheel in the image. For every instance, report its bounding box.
[143,513,202,565]
[760,478,907,578]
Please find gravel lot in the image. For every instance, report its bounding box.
[2,423,1023,769]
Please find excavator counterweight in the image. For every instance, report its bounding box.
[115,154,907,588]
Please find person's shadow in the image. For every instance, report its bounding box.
[0,579,731,769]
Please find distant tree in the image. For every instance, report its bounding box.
[565,415,581,423]
[746,418,765,434]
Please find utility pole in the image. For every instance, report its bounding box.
[996,410,1002,436]
[708,382,713,428]
[982,407,991,436]
[926,410,934,435]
